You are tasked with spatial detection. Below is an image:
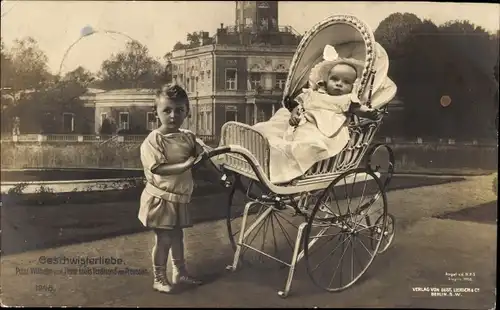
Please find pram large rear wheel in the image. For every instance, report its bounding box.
[226,177,304,268]
[303,168,388,292]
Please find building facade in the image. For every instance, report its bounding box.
[82,89,157,134]
[79,1,403,137]
[169,0,301,136]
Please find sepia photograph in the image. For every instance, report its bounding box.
[0,0,498,307]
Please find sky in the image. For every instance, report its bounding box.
[1,1,499,75]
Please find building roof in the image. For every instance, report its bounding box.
[85,88,107,94]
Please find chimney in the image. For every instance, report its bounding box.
[220,23,224,30]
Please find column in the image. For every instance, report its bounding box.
[253,102,258,125]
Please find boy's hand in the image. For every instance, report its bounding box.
[185,156,197,168]
[289,106,302,126]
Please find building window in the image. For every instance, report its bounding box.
[179,74,184,86]
[199,111,205,133]
[200,72,204,90]
[193,77,198,92]
[225,106,238,122]
[100,113,107,127]
[206,70,211,90]
[119,112,130,130]
[225,68,237,90]
[260,18,268,31]
[186,78,190,92]
[206,111,212,133]
[275,73,287,90]
[257,110,266,122]
[249,73,261,90]
[62,112,75,133]
[146,112,158,131]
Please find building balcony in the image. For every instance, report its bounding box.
[225,24,300,36]
[212,88,284,98]
[250,88,283,96]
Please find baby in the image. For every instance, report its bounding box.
[250,44,379,184]
[286,56,377,139]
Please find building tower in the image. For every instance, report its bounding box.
[235,1,279,33]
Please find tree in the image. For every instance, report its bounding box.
[435,21,499,139]
[97,40,164,89]
[1,39,13,89]
[1,37,53,134]
[8,37,51,91]
[377,14,498,140]
[172,41,186,51]
[187,32,201,47]
[171,31,212,52]
[374,13,423,57]
[63,66,94,85]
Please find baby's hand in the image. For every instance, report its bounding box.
[289,106,302,126]
[352,104,378,119]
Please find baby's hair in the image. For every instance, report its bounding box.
[153,83,190,116]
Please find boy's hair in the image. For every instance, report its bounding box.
[154,83,190,115]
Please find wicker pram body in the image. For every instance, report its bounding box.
[217,15,396,194]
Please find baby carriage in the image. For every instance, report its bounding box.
[200,14,397,298]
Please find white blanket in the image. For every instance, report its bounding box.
[252,90,350,184]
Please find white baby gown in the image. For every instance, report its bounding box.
[252,88,351,184]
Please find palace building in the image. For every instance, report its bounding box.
[169,0,301,136]
[79,1,301,136]
[80,1,402,137]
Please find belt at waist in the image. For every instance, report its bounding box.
[144,182,191,203]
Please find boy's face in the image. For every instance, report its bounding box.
[156,97,188,131]
[326,64,357,96]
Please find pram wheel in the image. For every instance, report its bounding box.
[370,213,395,254]
[303,168,388,292]
[365,144,395,191]
[226,178,303,269]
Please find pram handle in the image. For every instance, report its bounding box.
[202,146,232,159]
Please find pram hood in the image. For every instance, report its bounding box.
[283,15,397,110]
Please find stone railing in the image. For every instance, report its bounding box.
[0,134,496,147]
[372,137,497,147]
[1,134,220,145]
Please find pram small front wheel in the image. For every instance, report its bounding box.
[370,213,395,254]
[303,168,388,292]
[365,143,395,191]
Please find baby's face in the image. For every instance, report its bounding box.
[325,64,357,96]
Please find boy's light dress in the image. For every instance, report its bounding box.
[138,129,199,229]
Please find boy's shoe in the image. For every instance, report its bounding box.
[153,266,174,293]
[172,268,203,286]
